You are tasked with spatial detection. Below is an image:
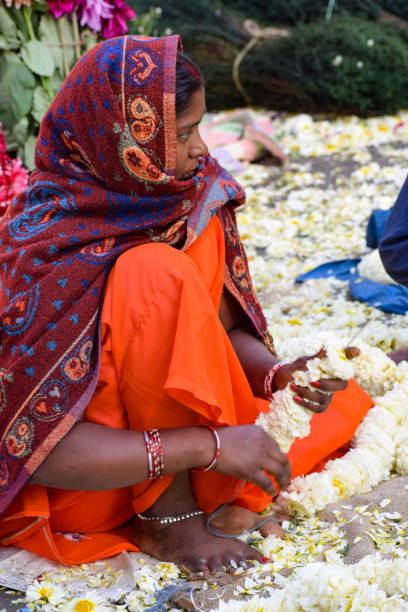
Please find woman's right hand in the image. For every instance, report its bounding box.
[213,424,291,496]
[272,347,356,414]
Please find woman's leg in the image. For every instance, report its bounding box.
[101,241,276,570]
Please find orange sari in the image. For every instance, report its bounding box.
[0,216,373,564]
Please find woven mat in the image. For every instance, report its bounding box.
[172,476,408,610]
[1,477,408,610]
[319,475,408,564]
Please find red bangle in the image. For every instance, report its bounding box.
[144,429,164,479]
[264,360,291,400]
[192,424,221,472]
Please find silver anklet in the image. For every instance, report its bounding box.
[136,509,203,525]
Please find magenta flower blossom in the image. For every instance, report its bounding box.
[79,0,113,32]
[46,0,81,19]
[0,158,29,214]
[101,0,136,39]
[0,124,28,216]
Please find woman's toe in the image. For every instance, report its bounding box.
[207,557,224,573]
[259,517,284,538]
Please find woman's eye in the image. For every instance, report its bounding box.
[178,132,190,142]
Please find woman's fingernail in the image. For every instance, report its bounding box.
[261,557,271,563]
[310,381,320,388]
[290,383,298,392]
[294,395,302,403]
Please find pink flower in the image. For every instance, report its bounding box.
[0,158,29,214]
[0,123,28,216]
[101,0,136,39]
[46,0,81,19]
[79,0,113,32]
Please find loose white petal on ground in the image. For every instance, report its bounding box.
[16,109,408,610]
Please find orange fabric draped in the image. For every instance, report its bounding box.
[0,216,373,564]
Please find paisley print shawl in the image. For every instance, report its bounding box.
[0,35,268,513]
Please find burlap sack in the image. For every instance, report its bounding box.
[169,476,408,610]
[319,475,408,564]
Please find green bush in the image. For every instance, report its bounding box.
[240,16,408,114]
[381,1,408,18]
[224,0,408,23]
[128,2,408,115]
[225,0,341,24]
[128,0,249,110]
[128,0,247,47]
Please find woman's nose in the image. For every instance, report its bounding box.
[191,131,208,158]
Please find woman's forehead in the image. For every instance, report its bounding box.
[176,88,206,129]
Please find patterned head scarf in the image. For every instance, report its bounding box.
[0,35,270,512]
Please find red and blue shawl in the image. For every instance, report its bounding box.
[0,35,271,513]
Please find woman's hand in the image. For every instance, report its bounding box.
[272,346,360,414]
[387,347,408,364]
[214,424,291,496]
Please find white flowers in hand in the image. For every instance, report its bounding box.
[257,333,353,452]
[258,332,408,517]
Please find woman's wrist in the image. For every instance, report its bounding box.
[160,425,221,474]
[264,360,291,399]
[191,425,220,472]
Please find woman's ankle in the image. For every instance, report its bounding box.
[140,471,199,518]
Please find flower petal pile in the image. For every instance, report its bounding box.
[12,109,408,609]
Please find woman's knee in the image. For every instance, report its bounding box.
[114,243,200,285]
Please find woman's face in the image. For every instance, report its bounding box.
[174,87,208,181]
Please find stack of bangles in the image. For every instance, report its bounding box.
[144,429,164,479]
[144,364,290,480]
[264,359,291,400]
[143,424,221,479]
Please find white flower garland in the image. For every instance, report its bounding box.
[220,555,408,611]
[15,110,408,612]
[256,333,354,452]
[258,332,408,517]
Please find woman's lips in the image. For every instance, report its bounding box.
[182,168,198,180]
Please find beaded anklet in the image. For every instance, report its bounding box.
[136,509,204,525]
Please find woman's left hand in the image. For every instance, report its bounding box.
[387,347,408,364]
[272,346,360,414]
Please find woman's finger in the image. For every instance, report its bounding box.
[252,471,277,495]
[263,454,292,490]
[344,345,360,359]
[310,378,348,392]
[293,393,329,413]
[290,383,329,403]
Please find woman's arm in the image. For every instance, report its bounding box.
[30,420,291,496]
[31,287,302,494]
[218,289,278,397]
[219,288,349,408]
[29,423,213,490]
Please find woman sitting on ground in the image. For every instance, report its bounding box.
[0,35,373,572]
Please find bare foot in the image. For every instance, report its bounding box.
[132,472,265,573]
[208,504,284,538]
